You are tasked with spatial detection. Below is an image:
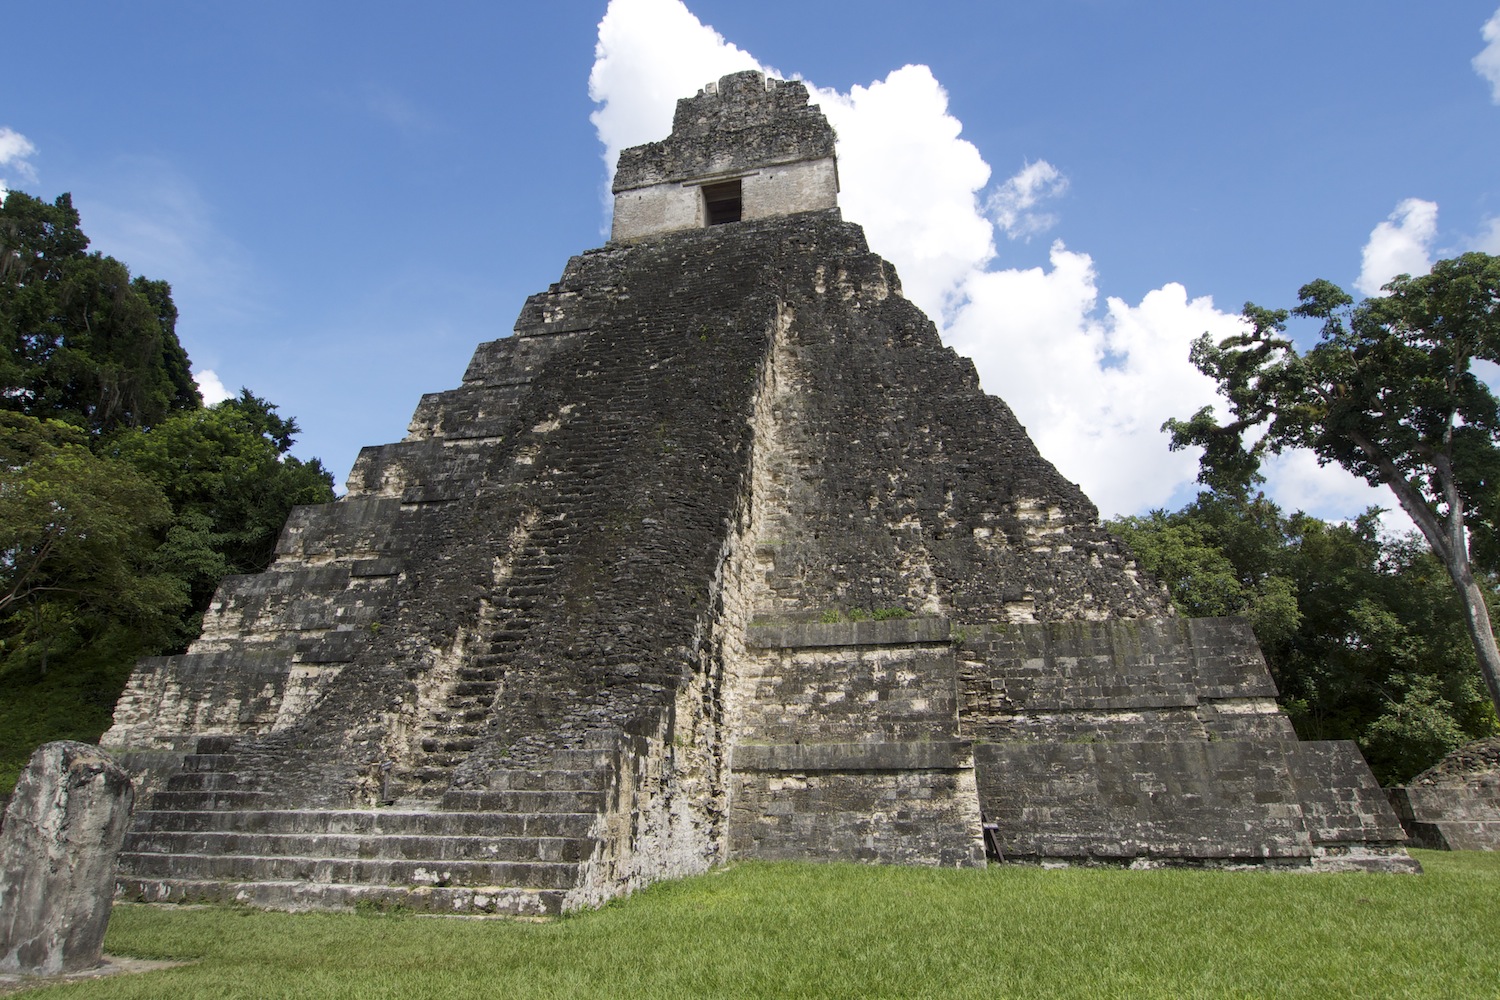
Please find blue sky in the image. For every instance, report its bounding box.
[4,1,1499,521]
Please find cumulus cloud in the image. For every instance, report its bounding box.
[1473,215,1500,254]
[588,0,761,188]
[1260,450,1413,535]
[944,246,1238,514]
[1475,8,1500,102]
[587,0,1382,520]
[988,160,1069,242]
[194,368,233,406]
[0,126,38,200]
[1356,198,1438,295]
[813,67,994,321]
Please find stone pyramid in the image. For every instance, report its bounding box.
[104,72,1415,916]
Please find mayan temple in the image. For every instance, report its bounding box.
[103,72,1416,916]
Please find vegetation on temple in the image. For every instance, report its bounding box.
[0,192,335,792]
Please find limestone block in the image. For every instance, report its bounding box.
[0,742,135,975]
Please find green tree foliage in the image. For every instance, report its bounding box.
[1,192,199,434]
[1110,493,1497,783]
[0,191,335,791]
[0,412,186,674]
[112,391,334,626]
[1164,253,1500,723]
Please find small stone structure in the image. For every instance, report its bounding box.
[101,71,1415,917]
[0,742,134,975]
[611,73,839,241]
[1386,738,1500,850]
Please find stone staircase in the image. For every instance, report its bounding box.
[115,739,614,916]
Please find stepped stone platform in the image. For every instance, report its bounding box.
[1385,738,1500,850]
[103,71,1415,916]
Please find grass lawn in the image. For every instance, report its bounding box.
[17,851,1498,999]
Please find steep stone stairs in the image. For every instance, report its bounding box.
[115,739,615,916]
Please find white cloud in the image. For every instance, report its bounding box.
[812,67,994,321]
[75,158,259,333]
[587,0,1376,522]
[0,126,38,200]
[1475,8,1500,103]
[194,368,233,406]
[361,84,430,136]
[1260,450,1414,534]
[1356,198,1437,295]
[72,157,264,392]
[588,0,761,190]
[1472,216,1500,254]
[946,246,1237,515]
[988,160,1069,241]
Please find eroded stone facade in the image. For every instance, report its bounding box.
[103,72,1415,916]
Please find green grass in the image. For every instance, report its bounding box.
[16,852,1497,999]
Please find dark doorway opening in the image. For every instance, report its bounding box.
[703,180,743,226]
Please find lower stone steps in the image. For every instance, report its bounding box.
[116,877,567,917]
[123,830,592,863]
[147,790,279,811]
[118,747,617,914]
[118,851,581,889]
[164,771,246,791]
[130,808,596,838]
[437,788,606,813]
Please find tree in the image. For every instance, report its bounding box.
[111,392,334,619]
[1109,492,1301,646]
[1165,252,1500,720]
[0,191,337,792]
[1110,492,1495,782]
[0,412,186,674]
[0,192,199,434]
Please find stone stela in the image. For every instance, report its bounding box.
[1,742,134,976]
[102,71,1417,918]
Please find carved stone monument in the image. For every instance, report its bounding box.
[0,742,134,975]
[102,72,1415,917]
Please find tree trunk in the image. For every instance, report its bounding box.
[1450,560,1500,717]
[1365,440,1500,717]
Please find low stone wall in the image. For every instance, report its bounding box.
[975,738,1411,868]
[567,722,722,909]
[1387,777,1500,850]
[727,618,986,868]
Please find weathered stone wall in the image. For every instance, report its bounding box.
[1387,781,1500,850]
[736,220,1164,625]
[1385,738,1500,850]
[964,619,1414,870]
[612,157,839,243]
[730,747,983,866]
[956,617,1295,743]
[614,72,835,193]
[726,619,986,867]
